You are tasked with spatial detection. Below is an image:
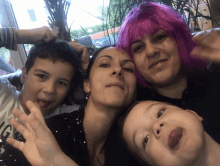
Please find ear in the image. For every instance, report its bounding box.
[20,66,27,84]
[186,109,203,122]
[83,79,90,93]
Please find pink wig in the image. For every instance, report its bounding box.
[116,2,206,87]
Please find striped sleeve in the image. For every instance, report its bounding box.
[0,28,17,51]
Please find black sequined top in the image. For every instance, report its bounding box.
[1,106,141,166]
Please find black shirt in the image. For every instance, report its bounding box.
[1,106,141,166]
[137,70,220,144]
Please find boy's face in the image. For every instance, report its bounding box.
[123,101,205,166]
[20,57,74,115]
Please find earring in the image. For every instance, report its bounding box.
[86,93,90,100]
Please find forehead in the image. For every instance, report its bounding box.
[96,47,130,60]
[30,58,74,76]
[32,58,72,68]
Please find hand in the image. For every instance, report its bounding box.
[6,101,77,166]
[69,40,90,72]
[191,28,220,63]
[16,26,59,45]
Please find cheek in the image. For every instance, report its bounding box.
[57,88,69,100]
[134,55,146,70]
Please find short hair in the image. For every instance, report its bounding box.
[116,2,206,87]
[25,40,85,105]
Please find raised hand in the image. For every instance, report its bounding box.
[6,101,78,166]
[191,28,220,63]
[69,40,90,72]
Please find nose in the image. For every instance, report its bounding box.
[145,40,159,58]
[152,121,165,138]
[43,81,56,94]
[111,65,123,77]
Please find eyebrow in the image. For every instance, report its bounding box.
[131,29,167,45]
[96,55,112,61]
[146,102,162,111]
[96,55,134,65]
[133,129,138,148]
[34,69,71,83]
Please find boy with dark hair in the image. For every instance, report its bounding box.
[0,29,85,155]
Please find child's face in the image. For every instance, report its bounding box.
[123,101,205,166]
[20,57,74,115]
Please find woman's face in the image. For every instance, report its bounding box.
[131,29,181,87]
[123,101,205,166]
[84,47,137,109]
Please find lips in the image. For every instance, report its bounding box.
[38,100,52,108]
[149,59,168,69]
[106,83,124,90]
[168,127,183,149]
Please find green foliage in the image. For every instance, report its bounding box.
[70,24,104,40]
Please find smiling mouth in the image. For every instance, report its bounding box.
[149,59,168,69]
[168,127,183,149]
[106,84,124,90]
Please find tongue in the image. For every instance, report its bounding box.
[168,127,183,149]
[38,100,49,108]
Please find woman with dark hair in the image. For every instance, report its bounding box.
[116,2,220,144]
[5,46,137,166]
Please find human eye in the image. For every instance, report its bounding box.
[59,81,68,87]
[157,107,166,118]
[99,63,110,68]
[123,67,134,73]
[36,74,47,80]
[142,136,149,149]
[155,34,168,42]
[131,44,144,54]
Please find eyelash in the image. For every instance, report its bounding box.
[157,107,166,118]
[99,63,110,68]
[142,136,149,149]
[142,107,166,149]
[155,34,168,42]
[99,63,134,73]
[36,74,47,79]
[36,74,68,87]
[132,45,144,53]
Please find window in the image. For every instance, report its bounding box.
[0,0,25,76]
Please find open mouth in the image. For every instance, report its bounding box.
[38,100,51,108]
[168,127,183,149]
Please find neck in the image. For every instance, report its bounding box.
[152,73,187,99]
[83,99,120,156]
[194,132,220,166]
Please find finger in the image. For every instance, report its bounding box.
[6,137,25,152]
[193,30,219,48]
[12,109,29,126]
[10,119,30,138]
[191,46,220,62]
[26,101,46,126]
[43,31,53,43]
[28,112,51,139]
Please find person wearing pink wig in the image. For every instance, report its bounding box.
[117,2,220,144]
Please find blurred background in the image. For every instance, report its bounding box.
[0,0,219,76]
